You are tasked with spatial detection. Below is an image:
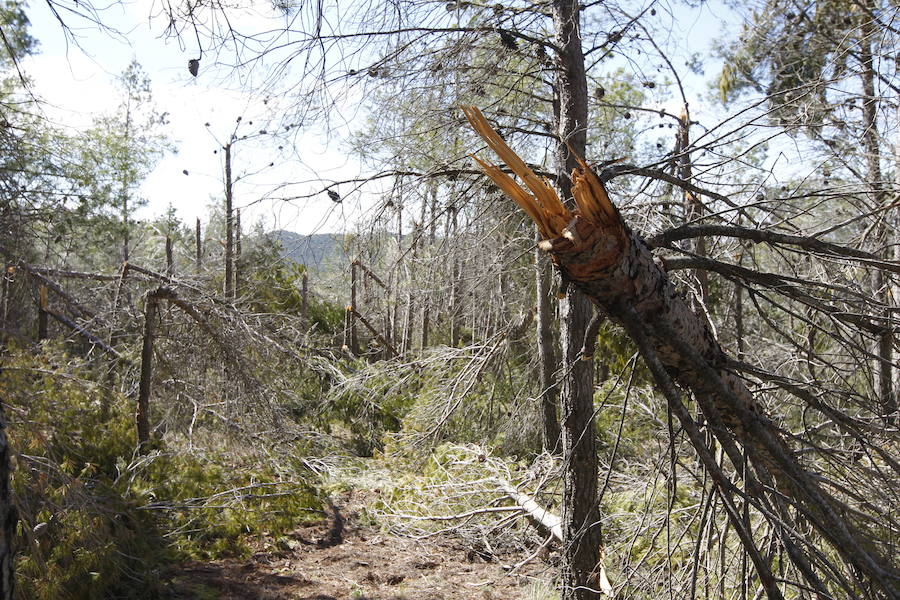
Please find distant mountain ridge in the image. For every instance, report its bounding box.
[270,230,347,270]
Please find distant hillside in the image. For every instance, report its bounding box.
[270,230,348,270]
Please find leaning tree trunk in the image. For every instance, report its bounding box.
[463,106,900,599]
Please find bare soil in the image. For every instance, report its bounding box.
[165,494,551,600]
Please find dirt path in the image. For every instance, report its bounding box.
[166,495,551,599]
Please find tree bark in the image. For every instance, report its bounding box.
[463,107,900,599]
[195,217,202,273]
[550,0,602,596]
[224,143,234,299]
[37,285,48,341]
[0,396,16,600]
[137,287,173,453]
[536,228,561,454]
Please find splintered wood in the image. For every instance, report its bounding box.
[463,105,627,279]
[462,106,570,238]
[463,105,900,598]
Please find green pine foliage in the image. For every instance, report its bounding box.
[2,343,322,600]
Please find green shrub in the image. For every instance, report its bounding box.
[2,343,322,599]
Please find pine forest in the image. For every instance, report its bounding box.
[0,0,898,599]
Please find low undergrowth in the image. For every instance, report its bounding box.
[2,343,323,600]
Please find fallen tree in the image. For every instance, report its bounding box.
[463,106,899,600]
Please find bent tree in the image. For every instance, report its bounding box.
[464,106,899,600]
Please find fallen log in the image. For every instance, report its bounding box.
[497,479,562,540]
[497,479,612,595]
[464,106,899,599]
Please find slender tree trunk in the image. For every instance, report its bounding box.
[342,307,352,355]
[551,0,602,596]
[0,391,15,600]
[429,184,438,245]
[448,201,461,347]
[165,236,174,277]
[450,255,461,347]
[224,143,234,299]
[37,285,48,341]
[0,266,10,335]
[386,268,396,358]
[195,218,202,273]
[137,288,165,453]
[350,261,359,355]
[402,292,412,355]
[860,20,895,422]
[235,208,242,297]
[421,303,430,349]
[108,261,129,349]
[735,281,745,361]
[301,272,309,321]
[536,228,561,454]
[121,195,130,264]
[678,105,708,302]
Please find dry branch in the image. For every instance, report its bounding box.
[27,266,120,281]
[496,479,562,540]
[17,263,98,321]
[349,307,399,357]
[352,259,388,290]
[43,309,121,358]
[464,106,900,598]
[496,478,612,595]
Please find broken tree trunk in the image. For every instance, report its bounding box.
[43,309,120,357]
[137,287,175,453]
[350,307,399,358]
[498,479,562,540]
[463,106,900,599]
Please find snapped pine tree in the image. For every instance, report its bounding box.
[463,106,899,599]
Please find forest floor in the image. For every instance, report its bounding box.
[164,491,552,600]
